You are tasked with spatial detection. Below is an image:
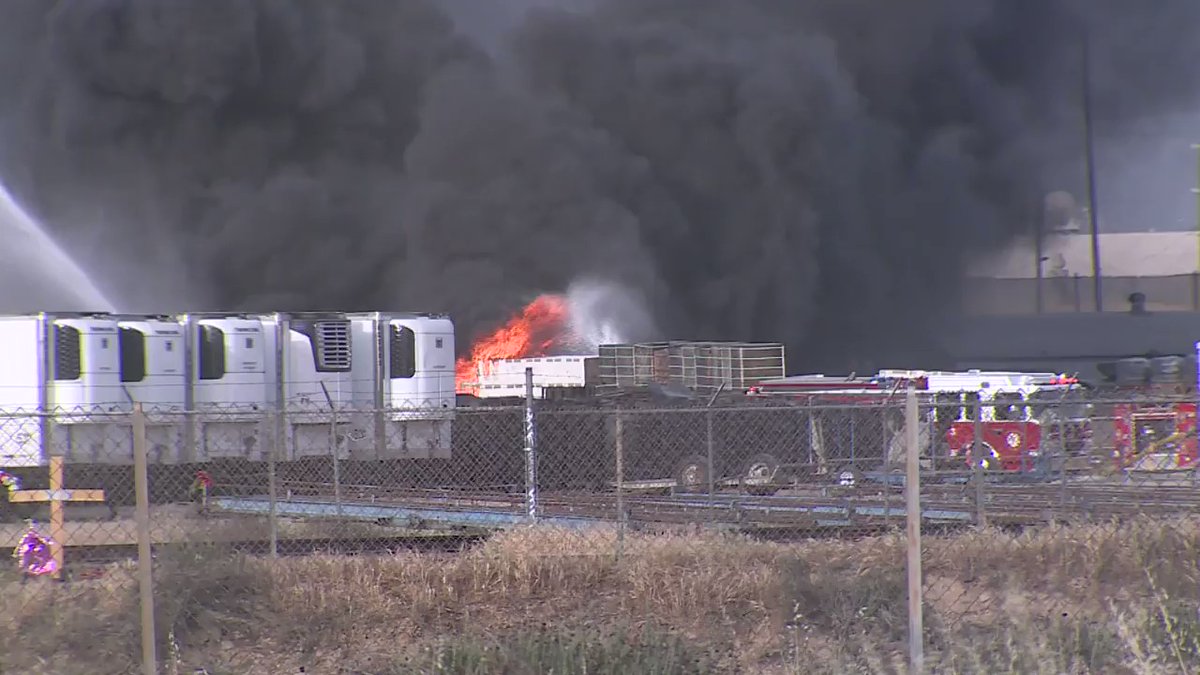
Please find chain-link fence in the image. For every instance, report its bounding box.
[3,391,1200,673]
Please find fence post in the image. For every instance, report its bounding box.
[905,386,924,673]
[319,382,343,519]
[373,313,388,461]
[271,318,287,557]
[706,410,716,501]
[269,408,281,558]
[971,393,987,528]
[524,367,539,522]
[132,403,159,675]
[1055,389,1070,520]
[331,404,342,518]
[615,412,625,559]
[884,406,894,527]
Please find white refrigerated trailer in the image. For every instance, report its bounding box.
[0,313,128,467]
[0,310,459,470]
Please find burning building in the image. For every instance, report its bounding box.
[454,293,583,396]
[456,292,787,401]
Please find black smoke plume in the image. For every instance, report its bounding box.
[0,0,1197,370]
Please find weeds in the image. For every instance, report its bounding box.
[407,626,719,675]
[4,517,1200,673]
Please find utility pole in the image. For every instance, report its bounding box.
[1034,195,1045,314]
[1192,144,1200,277]
[1081,24,1103,312]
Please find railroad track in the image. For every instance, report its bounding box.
[30,479,1199,577]
[50,478,1194,573]
[243,480,1200,531]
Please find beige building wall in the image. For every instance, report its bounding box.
[966,231,1200,314]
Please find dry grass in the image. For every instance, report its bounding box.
[4,518,1200,673]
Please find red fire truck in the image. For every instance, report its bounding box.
[1099,356,1198,472]
[904,370,1090,473]
[747,368,1088,479]
[1113,402,1198,471]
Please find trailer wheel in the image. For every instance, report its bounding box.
[741,453,782,494]
[741,453,780,481]
[968,443,1000,471]
[836,465,861,488]
[675,455,711,492]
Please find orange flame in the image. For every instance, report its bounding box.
[455,294,573,395]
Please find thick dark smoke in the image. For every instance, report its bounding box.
[0,0,1197,370]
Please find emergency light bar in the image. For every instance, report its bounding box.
[1035,375,1079,386]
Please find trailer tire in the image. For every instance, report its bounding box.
[675,455,711,492]
[968,443,1000,471]
[741,453,782,495]
[835,465,862,488]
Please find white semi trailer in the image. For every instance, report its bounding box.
[0,311,458,472]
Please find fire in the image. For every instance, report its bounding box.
[455,294,573,395]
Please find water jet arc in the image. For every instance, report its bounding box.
[0,183,116,313]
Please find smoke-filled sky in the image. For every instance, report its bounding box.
[0,0,1198,369]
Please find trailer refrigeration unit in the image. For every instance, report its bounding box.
[0,313,128,470]
[190,311,456,467]
[0,310,463,507]
[180,312,273,464]
[176,310,457,467]
[348,312,455,461]
[258,311,359,464]
[116,314,188,465]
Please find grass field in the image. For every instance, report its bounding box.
[3,517,1200,674]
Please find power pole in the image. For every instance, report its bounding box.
[1192,144,1200,277]
[1081,25,1103,312]
[1035,195,1045,314]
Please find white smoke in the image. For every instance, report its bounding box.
[565,277,659,351]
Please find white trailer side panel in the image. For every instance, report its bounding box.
[0,317,42,466]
